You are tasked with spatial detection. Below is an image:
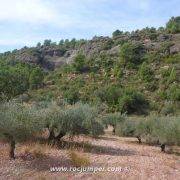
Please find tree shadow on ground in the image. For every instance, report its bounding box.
[17,153,72,172]
[96,136,118,141]
[57,140,136,156]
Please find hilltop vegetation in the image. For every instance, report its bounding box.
[1,17,179,115]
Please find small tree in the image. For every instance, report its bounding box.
[102,113,125,134]
[118,88,149,114]
[43,39,52,46]
[166,16,180,34]
[115,118,143,143]
[112,30,123,38]
[29,67,44,89]
[63,88,80,104]
[138,62,154,83]
[0,101,43,159]
[44,102,104,143]
[0,62,30,99]
[36,42,41,48]
[151,116,180,152]
[135,116,180,152]
[73,54,86,72]
[119,42,145,68]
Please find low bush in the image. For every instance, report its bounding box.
[119,42,145,68]
[115,118,142,143]
[69,150,90,167]
[161,102,176,115]
[164,54,180,64]
[118,88,149,114]
[138,62,154,83]
[116,119,136,136]
[21,143,51,159]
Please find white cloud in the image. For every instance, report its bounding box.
[0,0,57,24]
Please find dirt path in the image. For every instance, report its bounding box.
[0,135,179,180]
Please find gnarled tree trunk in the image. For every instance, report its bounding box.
[136,136,142,144]
[48,128,66,145]
[9,139,15,159]
[55,131,66,141]
[112,125,115,135]
[3,133,16,159]
[160,144,166,152]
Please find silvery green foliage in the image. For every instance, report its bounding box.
[115,118,138,137]
[151,116,180,145]
[43,102,104,137]
[102,112,126,128]
[136,116,180,145]
[64,103,104,136]
[0,101,44,142]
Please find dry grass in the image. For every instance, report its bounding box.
[0,143,9,158]
[19,142,53,158]
[68,150,90,167]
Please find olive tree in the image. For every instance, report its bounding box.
[151,116,180,152]
[0,101,44,159]
[136,116,180,152]
[102,113,126,134]
[115,118,143,143]
[44,102,104,143]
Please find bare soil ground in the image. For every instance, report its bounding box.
[0,133,179,180]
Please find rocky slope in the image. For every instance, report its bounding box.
[2,33,180,70]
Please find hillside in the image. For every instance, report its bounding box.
[0,18,180,115]
[0,18,179,111]
[1,30,180,71]
[0,16,180,180]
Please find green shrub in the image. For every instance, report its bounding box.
[72,53,87,72]
[138,62,154,82]
[152,116,180,151]
[167,84,180,101]
[95,84,122,112]
[166,16,180,34]
[161,67,177,85]
[159,42,174,56]
[118,88,149,114]
[115,119,137,137]
[164,54,180,64]
[161,102,176,116]
[0,62,31,99]
[29,67,44,90]
[112,30,123,38]
[119,42,145,68]
[112,65,123,80]
[143,52,162,63]
[135,117,159,144]
[63,88,80,104]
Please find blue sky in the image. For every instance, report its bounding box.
[0,0,179,52]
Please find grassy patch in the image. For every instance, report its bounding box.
[68,150,90,167]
